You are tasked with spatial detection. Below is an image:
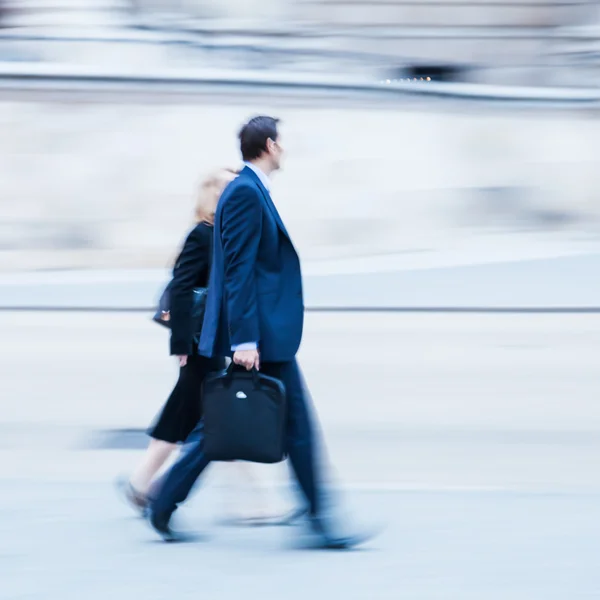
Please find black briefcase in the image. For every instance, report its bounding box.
[202,364,287,464]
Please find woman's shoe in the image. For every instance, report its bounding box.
[220,506,309,528]
[115,476,148,517]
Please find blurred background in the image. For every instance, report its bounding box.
[1,2,600,599]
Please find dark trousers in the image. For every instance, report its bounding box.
[152,359,320,518]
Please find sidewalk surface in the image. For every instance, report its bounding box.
[1,479,598,600]
[1,310,600,598]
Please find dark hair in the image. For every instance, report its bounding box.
[238,116,280,162]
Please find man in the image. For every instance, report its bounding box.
[148,116,371,549]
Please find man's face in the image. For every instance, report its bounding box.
[267,134,284,171]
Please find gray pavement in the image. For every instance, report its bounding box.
[1,481,599,600]
[1,310,599,598]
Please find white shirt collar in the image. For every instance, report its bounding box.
[244,161,271,192]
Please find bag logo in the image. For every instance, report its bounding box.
[236,391,247,399]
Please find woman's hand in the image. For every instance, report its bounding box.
[176,355,188,367]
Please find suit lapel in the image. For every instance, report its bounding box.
[241,166,290,240]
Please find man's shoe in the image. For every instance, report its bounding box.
[148,511,197,543]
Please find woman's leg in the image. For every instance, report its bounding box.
[130,438,177,495]
[129,356,208,497]
[120,355,221,506]
[117,438,176,515]
[225,462,271,521]
[221,462,307,525]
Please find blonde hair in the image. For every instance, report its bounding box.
[195,167,239,225]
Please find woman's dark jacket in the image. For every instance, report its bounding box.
[169,222,212,356]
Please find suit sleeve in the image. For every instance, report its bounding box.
[221,185,262,348]
[169,227,209,356]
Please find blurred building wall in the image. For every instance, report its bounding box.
[129,0,598,86]
[180,0,288,20]
[1,99,599,271]
[134,0,590,25]
[3,2,599,85]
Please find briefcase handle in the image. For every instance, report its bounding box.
[224,362,261,388]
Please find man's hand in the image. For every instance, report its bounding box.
[176,355,188,367]
[233,348,260,371]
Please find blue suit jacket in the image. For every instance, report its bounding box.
[198,166,304,363]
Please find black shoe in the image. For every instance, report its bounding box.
[309,516,378,550]
[148,511,196,543]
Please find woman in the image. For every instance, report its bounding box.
[118,167,237,513]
